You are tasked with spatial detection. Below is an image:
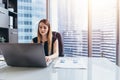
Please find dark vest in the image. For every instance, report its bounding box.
[32,34,57,56]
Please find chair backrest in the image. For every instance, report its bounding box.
[52,31,64,57]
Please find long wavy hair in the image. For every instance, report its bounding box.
[37,19,52,55]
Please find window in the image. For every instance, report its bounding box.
[18,0,46,43]
[49,0,118,63]
[49,0,88,56]
[92,0,117,63]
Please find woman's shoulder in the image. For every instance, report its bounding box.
[32,37,37,43]
[52,32,58,42]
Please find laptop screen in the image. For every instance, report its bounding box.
[0,43,48,67]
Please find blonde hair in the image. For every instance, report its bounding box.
[37,19,52,55]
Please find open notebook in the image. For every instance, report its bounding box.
[54,57,87,69]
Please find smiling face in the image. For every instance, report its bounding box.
[39,22,49,37]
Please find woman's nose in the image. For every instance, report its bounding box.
[41,28,44,31]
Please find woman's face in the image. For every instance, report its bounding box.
[39,22,49,36]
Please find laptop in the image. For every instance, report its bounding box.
[0,43,52,67]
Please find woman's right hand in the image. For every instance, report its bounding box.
[45,56,52,62]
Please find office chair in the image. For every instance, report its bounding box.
[52,31,64,57]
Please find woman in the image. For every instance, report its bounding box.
[32,19,59,62]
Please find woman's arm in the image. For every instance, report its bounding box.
[45,39,59,62]
[50,39,59,58]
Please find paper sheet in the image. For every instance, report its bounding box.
[54,57,87,69]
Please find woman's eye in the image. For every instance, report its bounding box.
[44,27,46,29]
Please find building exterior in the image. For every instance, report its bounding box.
[17,0,46,43]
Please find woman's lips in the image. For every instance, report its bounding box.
[41,32,44,33]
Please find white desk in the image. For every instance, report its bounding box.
[0,57,120,80]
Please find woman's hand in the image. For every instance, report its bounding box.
[45,56,52,62]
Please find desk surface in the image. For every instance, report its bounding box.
[0,57,120,80]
